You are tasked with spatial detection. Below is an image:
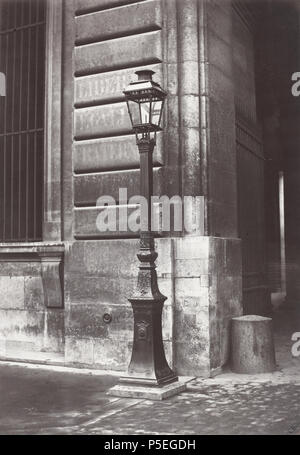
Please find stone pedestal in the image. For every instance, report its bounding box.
[231,315,276,374]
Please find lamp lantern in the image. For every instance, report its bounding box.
[123,70,166,142]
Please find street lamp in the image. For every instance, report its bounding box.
[120,69,178,387]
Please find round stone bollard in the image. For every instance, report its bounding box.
[231,315,276,374]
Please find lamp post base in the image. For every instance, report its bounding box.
[121,230,178,388]
[107,378,193,401]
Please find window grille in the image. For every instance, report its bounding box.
[0,0,46,241]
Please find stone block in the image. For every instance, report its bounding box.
[24,276,44,310]
[76,0,162,44]
[0,309,44,346]
[180,95,200,128]
[174,301,209,336]
[66,271,136,305]
[93,336,131,370]
[175,277,204,299]
[65,336,94,364]
[74,168,163,206]
[207,0,232,43]
[166,95,180,128]
[175,258,210,278]
[208,29,233,77]
[0,260,41,277]
[74,132,163,173]
[74,206,140,239]
[43,310,65,353]
[209,166,237,206]
[67,301,133,339]
[155,238,173,277]
[66,303,110,338]
[209,237,226,275]
[75,64,162,107]
[63,241,86,273]
[225,239,242,276]
[83,239,138,276]
[0,276,24,309]
[162,302,173,341]
[75,102,131,139]
[174,236,209,260]
[179,61,199,95]
[75,166,135,203]
[75,30,162,75]
[75,0,142,15]
[174,341,210,377]
[208,97,236,168]
[165,64,178,95]
[209,201,238,239]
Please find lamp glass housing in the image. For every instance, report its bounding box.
[123,70,166,141]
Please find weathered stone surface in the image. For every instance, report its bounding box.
[82,239,138,277]
[65,272,136,307]
[231,315,276,374]
[175,340,210,377]
[0,260,41,277]
[66,302,133,338]
[175,259,209,278]
[0,309,44,347]
[74,167,163,206]
[65,337,94,365]
[75,31,162,75]
[174,236,209,260]
[108,380,188,400]
[206,4,238,239]
[207,0,232,44]
[225,238,242,276]
[74,202,163,238]
[0,276,24,309]
[62,237,174,371]
[75,102,131,139]
[0,245,65,360]
[66,304,109,338]
[75,64,162,107]
[42,310,65,353]
[74,133,164,173]
[93,336,131,370]
[75,0,143,14]
[76,0,162,44]
[75,205,141,238]
[24,276,44,310]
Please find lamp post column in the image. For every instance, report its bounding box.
[120,137,178,387]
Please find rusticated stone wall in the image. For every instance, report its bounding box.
[0,0,243,377]
[73,0,168,239]
[0,244,64,359]
[64,0,243,376]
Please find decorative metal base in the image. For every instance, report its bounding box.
[120,372,177,387]
[123,231,178,387]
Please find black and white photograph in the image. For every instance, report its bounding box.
[0,0,300,440]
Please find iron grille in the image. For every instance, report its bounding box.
[0,0,46,242]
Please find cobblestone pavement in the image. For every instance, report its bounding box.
[0,361,300,435]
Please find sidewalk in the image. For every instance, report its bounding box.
[0,360,300,435]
